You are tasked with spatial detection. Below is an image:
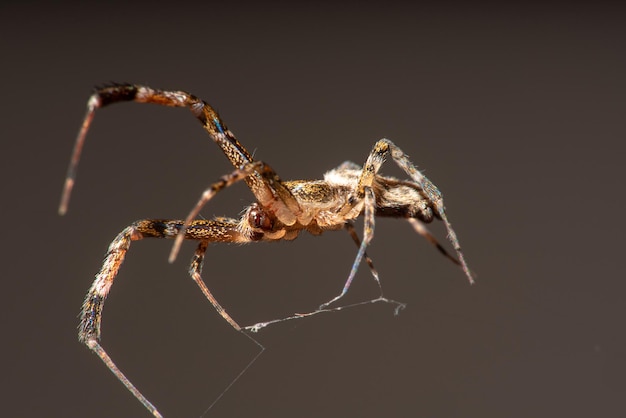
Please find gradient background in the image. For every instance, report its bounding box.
[2,2,625,417]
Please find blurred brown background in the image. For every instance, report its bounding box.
[2,2,625,417]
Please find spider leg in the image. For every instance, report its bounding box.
[60,84,301,226]
[169,161,263,262]
[407,218,467,268]
[357,139,474,284]
[86,341,161,417]
[189,240,241,330]
[319,187,376,309]
[344,220,383,295]
[79,218,248,417]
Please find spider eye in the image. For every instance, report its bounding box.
[248,206,274,231]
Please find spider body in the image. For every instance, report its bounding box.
[241,171,433,239]
[60,84,473,417]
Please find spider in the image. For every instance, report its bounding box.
[59,84,474,417]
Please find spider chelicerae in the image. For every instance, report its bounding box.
[59,84,474,417]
